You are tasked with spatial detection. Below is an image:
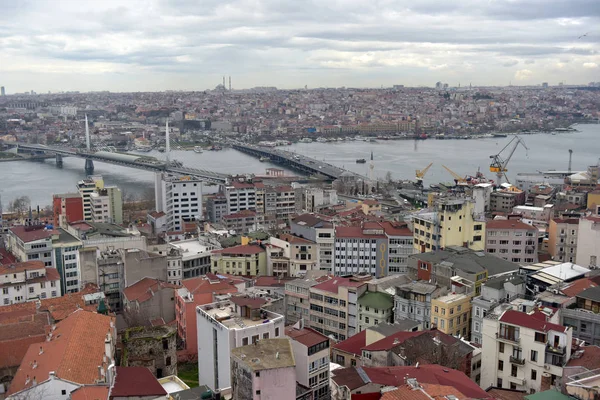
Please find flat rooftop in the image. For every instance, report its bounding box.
[200,300,282,330]
[170,239,212,261]
[434,292,469,303]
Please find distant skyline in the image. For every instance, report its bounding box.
[1,0,599,93]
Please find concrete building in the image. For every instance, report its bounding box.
[196,296,285,390]
[394,281,446,329]
[548,218,579,263]
[357,291,394,331]
[333,224,388,277]
[431,291,472,338]
[303,187,338,212]
[122,325,177,378]
[486,217,539,264]
[155,173,203,232]
[308,276,369,341]
[481,309,572,394]
[89,186,123,224]
[407,246,519,295]
[222,209,258,234]
[123,278,179,327]
[90,191,111,223]
[284,274,331,326]
[471,274,526,344]
[490,191,522,214]
[270,234,318,277]
[286,324,331,400]
[77,176,104,222]
[412,197,485,253]
[512,205,554,227]
[290,214,335,273]
[51,229,82,294]
[6,225,57,268]
[175,275,239,360]
[0,261,61,305]
[206,195,228,224]
[52,193,84,227]
[211,244,267,276]
[576,215,600,269]
[230,338,297,400]
[520,261,589,294]
[224,181,257,215]
[169,238,218,278]
[562,285,600,346]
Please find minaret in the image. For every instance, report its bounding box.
[369,151,375,182]
[229,76,231,91]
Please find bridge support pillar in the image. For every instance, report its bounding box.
[85,158,94,173]
[55,154,63,167]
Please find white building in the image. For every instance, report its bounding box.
[77,176,104,222]
[481,309,572,394]
[169,238,219,278]
[512,205,554,227]
[575,216,600,269]
[155,173,203,232]
[304,187,339,213]
[1,261,61,305]
[6,225,57,268]
[196,296,285,391]
[225,181,257,214]
[90,192,111,223]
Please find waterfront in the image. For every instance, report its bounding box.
[1,124,599,207]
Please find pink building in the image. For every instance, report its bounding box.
[230,338,297,400]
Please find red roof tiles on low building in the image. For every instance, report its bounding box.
[333,330,366,356]
[123,278,179,304]
[499,310,567,333]
[109,367,167,398]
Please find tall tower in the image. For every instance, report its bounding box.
[223,76,225,88]
[229,76,231,91]
[85,114,91,151]
[369,151,375,182]
[165,119,170,164]
[0,86,5,96]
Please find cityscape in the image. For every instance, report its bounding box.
[2,1,600,400]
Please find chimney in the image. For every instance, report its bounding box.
[32,360,37,369]
[39,346,43,355]
[98,366,103,382]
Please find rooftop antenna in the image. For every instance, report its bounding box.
[165,119,170,164]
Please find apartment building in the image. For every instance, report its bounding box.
[211,244,267,276]
[169,238,218,278]
[77,176,104,221]
[576,216,600,269]
[512,205,554,228]
[222,209,258,234]
[52,229,82,294]
[6,225,57,268]
[196,296,285,390]
[481,309,573,394]
[486,218,539,264]
[394,281,446,329]
[284,274,331,326]
[562,285,600,346]
[548,218,579,263]
[270,185,296,221]
[286,324,331,400]
[431,292,472,338]
[89,186,123,224]
[378,221,414,274]
[357,291,394,331]
[206,195,228,223]
[231,338,297,400]
[303,187,339,212]
[155,173,203,232]
[0,261,61,305]
[308,276,369,340]
[225,180,257,214]
[270,234,318,277]
[412,197,485,253]
[471,274,526,344]
[490,191,523,214]
[52,193,83,227]
[291,214,335,273]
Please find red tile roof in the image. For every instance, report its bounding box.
[254,276,293,287]
[231,295,267,309]
[212,244,264,255]
[123,278,179,303]
[552,218,580,225]
[312,276,368,294]
[487,219,537,230]
[333,330,366,356]
[110,367,166,398]
[39,284,104,322]
[561,278,598,298]
[362,331,427,351]
[0,261,46,275]
[9,225,57,242]
[484,388,527,400]
[70,385,110,400]
[279,233,315,244]
[499,310,567,333]
[7,310,115,395]
[285,326,329,347]
[0,248,17,266]
[566,345,600,370]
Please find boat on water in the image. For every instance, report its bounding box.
[493,133,508,138]
[259,156,270,162]
[316,137,328,143]
[158,147,165,153]
[356,158,366,164]
[193,146,203,153]
[135,146,152,152]
[209,145,222,151]
[299,138,313,143]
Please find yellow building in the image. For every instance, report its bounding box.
[211,244,267,276]
[431,292,472,339]
[587,190,600,212]
[413,198,485,253]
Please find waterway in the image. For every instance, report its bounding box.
[1,124,599,208]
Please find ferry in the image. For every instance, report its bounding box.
[193,146,203,153]
[316,137,328,143]
[356,158,366,164]
[493,133,508,138]
[299,138,313,143]
[259,156,270,162]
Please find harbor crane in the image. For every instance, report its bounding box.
[442,165,468,186]
[415,162,433,186]
[489,136,528,184]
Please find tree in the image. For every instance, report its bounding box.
[397,332,467,372]
[9,196,31,218]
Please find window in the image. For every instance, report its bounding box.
[531,369,537,380]
[511,364,517,377]
[365,317,370,324]
[256,372,260,377]
[531,350,538,362]
[242,337,249,346]
[62,390,67,395]
[256,390,261,395]
[166,356,172,366]
[510,382,517,390]
[498,360,504,371]
[29,287,34,294]
[474,322,480,332]
[499,343,505,353]
[534,332,546,343]
[275,327,280,337]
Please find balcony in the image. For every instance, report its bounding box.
[510,356,525,365]
[496,333,520,344]
[546,343,566,355]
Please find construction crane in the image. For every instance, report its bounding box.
[442,165,468,185]
[415,162,433,186]
[489,136,528,184]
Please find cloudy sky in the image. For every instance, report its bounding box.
[1,0,599,93]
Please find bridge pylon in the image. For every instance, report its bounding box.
[85,158,94,173]
[56,154,63,167]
